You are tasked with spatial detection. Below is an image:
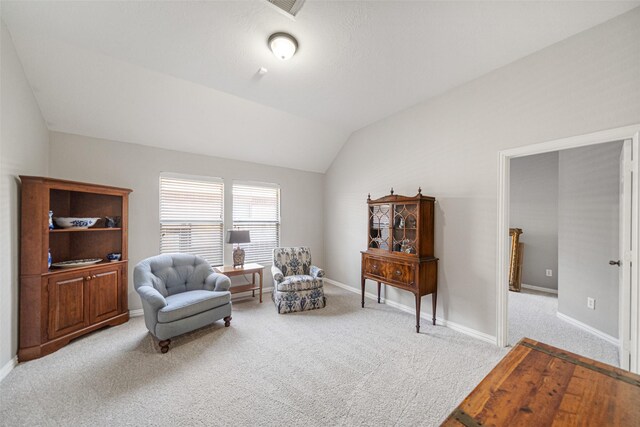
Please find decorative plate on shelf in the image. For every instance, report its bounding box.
[51,258,103,268]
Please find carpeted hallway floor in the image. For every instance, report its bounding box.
[0,283,507,426]
[508,289,619,366]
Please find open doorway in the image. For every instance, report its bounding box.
[496,125,640,373]
[507,143,621,367]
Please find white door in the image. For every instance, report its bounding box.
[618,139,631,369]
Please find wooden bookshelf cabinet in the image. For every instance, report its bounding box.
[361,188,438,333]
[19,176,132,361]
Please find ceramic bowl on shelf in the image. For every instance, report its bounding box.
[53,217,100,229]
[106,253,121,262]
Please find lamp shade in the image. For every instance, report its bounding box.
[226,230,251,244]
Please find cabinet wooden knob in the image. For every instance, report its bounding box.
[85,276,91,281]
[395,270,401,275]
[372,264,378,270]
[92,275,97,279]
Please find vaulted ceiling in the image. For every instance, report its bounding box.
[2,1,638,172]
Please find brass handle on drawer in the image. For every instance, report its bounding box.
[85,276,92,281]
[372,264,378,270]
[395,270,401,276]
[92,275,97,279]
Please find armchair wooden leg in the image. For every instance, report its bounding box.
[224,316,232,327]
[159,339,171,354]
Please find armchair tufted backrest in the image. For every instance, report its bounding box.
[134,253,215,297]
[273,247,312,277]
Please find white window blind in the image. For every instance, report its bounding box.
[233,183,280,264]
[160,175,224,265]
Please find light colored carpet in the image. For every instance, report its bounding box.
[508,289,619,366]
[1,283,507,426]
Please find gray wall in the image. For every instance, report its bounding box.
[558,142,622,338]
[49,131,325,311]
[509,152,559,290]
[0,21,50,370]
[323,8,640,338]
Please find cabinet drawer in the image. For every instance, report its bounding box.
[364,257,415,287]
[364,257,385,277]
[382,262,414,286]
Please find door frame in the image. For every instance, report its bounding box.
[496,124,640,373]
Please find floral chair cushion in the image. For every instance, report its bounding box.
[273,247,312,276]
[276,275,322,292]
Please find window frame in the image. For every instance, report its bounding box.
[159,172,225,266]
[231,180,281,265]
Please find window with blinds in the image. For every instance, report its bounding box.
[160,175,224,265]
[233,183,280,264]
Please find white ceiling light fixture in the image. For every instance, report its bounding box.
[268,32,298,60]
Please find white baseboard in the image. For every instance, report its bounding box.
[324,278,384,303]
[231,286,274,301]
[382,297,497,345]
[440,317,497,345]
[324,278,496,345]
[129,286,275,318]
[521,284,558,295]
[556,311,619,346]
[129,308,144,317]
[0,356,17,383]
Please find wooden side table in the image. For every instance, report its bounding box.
[214,263,264,303]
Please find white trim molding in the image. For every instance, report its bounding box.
[230,286,274,301]
[325,278,383,303]
[496,124,640,374]
[521,284,558,295]
[0,356,17,383]
[557,311,620,347]
[325,278,496,345]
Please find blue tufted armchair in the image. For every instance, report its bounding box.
[271,247,326,314]
[134,253,232,353]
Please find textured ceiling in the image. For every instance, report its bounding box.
[2,1,638,172]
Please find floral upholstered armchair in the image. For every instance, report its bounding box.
[271,247,326,314]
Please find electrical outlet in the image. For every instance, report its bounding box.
[587,297,595,310]
[546,269,553,277]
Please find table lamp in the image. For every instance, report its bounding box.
[227,230,251,267]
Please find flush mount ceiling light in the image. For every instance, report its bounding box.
[268,32,298,60]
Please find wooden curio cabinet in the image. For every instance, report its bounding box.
[19,176,132,361]
[361,188,438,333]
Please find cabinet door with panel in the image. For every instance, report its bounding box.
[47,274,88,339]
[89,267,121,324]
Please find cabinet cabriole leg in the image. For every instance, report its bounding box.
[432,290,437,326]
[415,293,421,333]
